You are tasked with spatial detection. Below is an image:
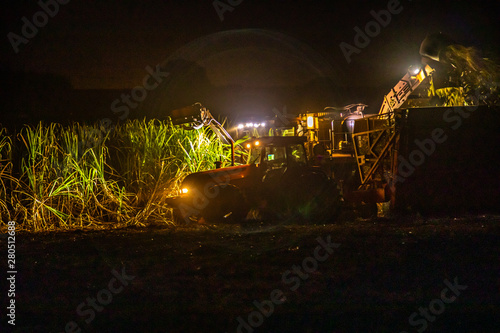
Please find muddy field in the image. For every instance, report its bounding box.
[2,215,500,333]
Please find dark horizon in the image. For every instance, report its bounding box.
[1,0,499,125]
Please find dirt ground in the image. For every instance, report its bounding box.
[2,215,500,333]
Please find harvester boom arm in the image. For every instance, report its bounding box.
[378,64,435,115]
[170,103,235,166]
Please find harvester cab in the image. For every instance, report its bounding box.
[246,136,308,169]
[244,136,313,192]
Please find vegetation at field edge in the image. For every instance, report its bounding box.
[0,119,245,232]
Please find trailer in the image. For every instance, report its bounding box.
[390,105,500,214]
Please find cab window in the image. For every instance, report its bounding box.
[263,146,287,169]
[287,144,307,166]
[248,146,263,165]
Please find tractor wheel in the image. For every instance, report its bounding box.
[302,180,343,224]
[199,185,248,224]
[171,207,201,226]
[279,173,343,225]
[356,202,378,219]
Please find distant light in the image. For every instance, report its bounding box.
[255,140,260,146]
[246,143,251,149]
[239,121,266,128]
[181,188,189,194]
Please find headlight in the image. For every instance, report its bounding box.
[408,65,422,76]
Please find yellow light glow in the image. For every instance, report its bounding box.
[416,70,426,82]
[181,188,189,194]
[255,140,260,146]
[307,115,314,129]
[246,143,251,149]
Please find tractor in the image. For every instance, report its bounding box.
[166,104,341,224]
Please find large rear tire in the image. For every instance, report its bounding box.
[300,180,343,224]
[278,172,343,224]
[199,185,248,224]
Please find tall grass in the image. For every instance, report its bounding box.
[10,123,128,230]
[0,118,244,231]
[0,127,15,222]
[109,118,236,224]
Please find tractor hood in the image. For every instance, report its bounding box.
[182,164,255,188]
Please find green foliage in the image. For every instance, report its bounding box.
[432,45,500,106]
[0,119,245,231]
[0,127,14,222]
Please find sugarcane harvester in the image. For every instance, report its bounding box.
[347,64,435,203]
[303,33,500,215]
[301,64,435,208]
[167,34,500,222]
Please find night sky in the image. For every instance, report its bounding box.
[1,0,499,121]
